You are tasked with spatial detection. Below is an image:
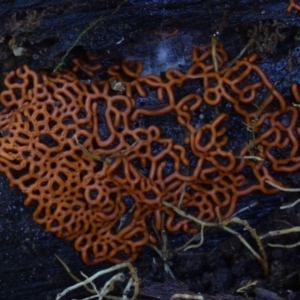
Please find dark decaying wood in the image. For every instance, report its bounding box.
[0,1,300,299]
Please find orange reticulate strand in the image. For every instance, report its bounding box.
[0,41,300,264]
[287,0,300,12]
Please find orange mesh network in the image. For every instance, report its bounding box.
[0,41,300,264]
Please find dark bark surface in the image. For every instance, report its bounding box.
[0,1,300,300]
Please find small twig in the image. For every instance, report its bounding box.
[178,182,187,208]
[268,241,300,249]
[107,141,139,163]
[244,125,256,155]
[260,227,300,239]
[222,226,263,266]
[146,244,175,279]
[235,155,263,161]
[243,82,276,156]
[147,213,175,279]
[162,201,268,275]
[73,273,125,300]
[211,35,218,72]
[73,272,100,300]
[162,200,216,228]
[243,122,255,133]
[146,243,164,260]
[98,273,125,299]
[227,217,268,275]
[53,0,127,72]
[122,277,133,300]
[73,294,98,300]
[253,82,277,121]
[265,180,300,192]
[74,135,105,162]
[161,213,167,260]
[226,39,254,68]
[75,135,139,164]
[170,294,203,300]
[182,225,205,251]
[280,197,300,209]
[151,219,163,245]
[116,204,136,232]
[274,219,295,228]
[56,263,139,300]
[176,231,203,251]
[232,201,258,217]
[236,280,258,293]
[282,269,300,280]
[54,254,95,294]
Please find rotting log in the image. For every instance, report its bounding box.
[0,1,300,300]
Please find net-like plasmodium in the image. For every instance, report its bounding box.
[0,42,300,264]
